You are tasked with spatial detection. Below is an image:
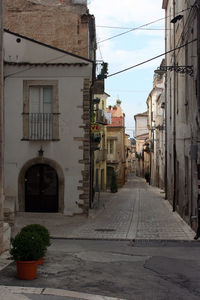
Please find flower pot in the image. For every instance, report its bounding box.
[16,261,38,280]
[37,257,44,265]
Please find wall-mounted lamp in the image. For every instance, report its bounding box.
[38,148,44,157]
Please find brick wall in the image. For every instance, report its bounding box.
[3,0,94,59]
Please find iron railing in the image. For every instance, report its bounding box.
[29,113,53,140]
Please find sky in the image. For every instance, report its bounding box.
[88,0,165,137]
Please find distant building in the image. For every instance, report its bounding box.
[106,101,126,188]
[146,66,165,188]
[134,112,149,177]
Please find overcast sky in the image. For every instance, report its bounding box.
[88,0,165,137]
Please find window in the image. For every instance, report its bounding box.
[108,139,114,155]
[23,81,59,141]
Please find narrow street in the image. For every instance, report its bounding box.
[1,176,200,300]
[12,175,195,240]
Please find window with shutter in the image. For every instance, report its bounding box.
[23,81,59,141]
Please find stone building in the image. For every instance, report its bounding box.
[3,30,93,220]
[3,0,96,60]
[106,101,126,188]
[93,92,110,194]
[134,111,149,177]
[162,0,200,233]
[146,67,165,189]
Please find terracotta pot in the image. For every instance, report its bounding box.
[16,261,37,280]
[37,257,44,265]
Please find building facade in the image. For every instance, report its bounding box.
[134,112,149,177]
[93,93,110,194]
[3,30,93,221]
[106,101,126,188]
[3,0,96,60]
[162,0,200,232]
[146,68,165,188]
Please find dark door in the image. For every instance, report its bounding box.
[25,164,58,212]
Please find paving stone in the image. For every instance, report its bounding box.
[11,175,196,241]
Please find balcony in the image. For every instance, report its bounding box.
[29,113,52,140]
[91,133,101,150]
[96,149,107,162]
[96,109,108,125]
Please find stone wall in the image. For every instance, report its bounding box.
[75,78,91,214]
[3,0,94,59]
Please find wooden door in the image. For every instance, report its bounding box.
[25,164,58,212]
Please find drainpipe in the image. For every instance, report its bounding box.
[172,0,177,212]
[89,61,96,210]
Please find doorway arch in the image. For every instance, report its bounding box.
[18,158,64,213]
[25,164,58,212]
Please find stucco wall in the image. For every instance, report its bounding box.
[4,64,92,216]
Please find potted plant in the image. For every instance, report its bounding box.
[20,224,50,265]
[10,231,45,280]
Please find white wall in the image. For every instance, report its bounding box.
[4,64,92,215]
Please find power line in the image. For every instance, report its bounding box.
[97,26,167,31]
[107,38,197,78]
[97,17,166,44]
[97,6,193,44]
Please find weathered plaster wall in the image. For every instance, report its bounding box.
[3,0,91,58]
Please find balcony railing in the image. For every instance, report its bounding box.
[96,149,107,162]
[96,109,108,125]
[29,113,53,140]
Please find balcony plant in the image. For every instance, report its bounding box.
[20,224,50,265]
[10,231,45,280]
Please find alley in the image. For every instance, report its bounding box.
[1,175,200,300]
[12,175,195,241]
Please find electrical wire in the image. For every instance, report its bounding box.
[97,6,193,44]
[97,26,167,30]
[107,38,197,78]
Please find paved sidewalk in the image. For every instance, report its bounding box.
[0,285,125,300]
[12,175,195,240]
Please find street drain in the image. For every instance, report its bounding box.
[95,229,116,232]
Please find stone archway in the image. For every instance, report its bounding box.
[18,157,64,213]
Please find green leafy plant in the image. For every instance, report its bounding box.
[10,231,45,261]
[110,172,118,193]
[20,224,50,249]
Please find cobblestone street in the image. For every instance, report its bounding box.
[1,175,200,300]
[13,175,195,240]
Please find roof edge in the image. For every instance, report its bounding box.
[162,0,168,9]
[4,29,94,64]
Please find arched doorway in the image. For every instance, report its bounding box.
[25,164,58,212]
